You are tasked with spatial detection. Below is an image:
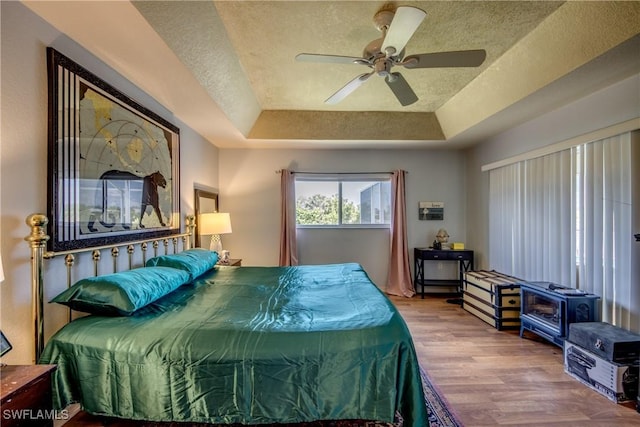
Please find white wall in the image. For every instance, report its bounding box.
[0,2,219,364]
[218,148,467,288]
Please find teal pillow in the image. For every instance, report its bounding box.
[145,248,218,281]
[51,266,190,316]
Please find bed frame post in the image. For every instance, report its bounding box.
[25,214,49,363]
[186,214,195,249]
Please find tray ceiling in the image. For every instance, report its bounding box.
[22,1,640,148]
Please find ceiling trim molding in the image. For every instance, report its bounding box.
[438,1,640,141]
[249,110,444,140]
[482,117,640,172]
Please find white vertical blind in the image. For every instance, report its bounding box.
[489,151,574,283]
[523,150,575,284]
[576,133,632,328]
[489,132,633,329]
[489,163,521,275]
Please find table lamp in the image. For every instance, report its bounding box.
[198,212,232,254]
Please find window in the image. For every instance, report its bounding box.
[295,174,391,227]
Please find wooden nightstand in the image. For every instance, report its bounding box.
[1,365,57,426]
[218,258,242,266]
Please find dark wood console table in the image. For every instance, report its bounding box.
[413,248,474,299]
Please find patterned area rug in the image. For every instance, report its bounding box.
[419,366,463,427]
[66,366,462,426]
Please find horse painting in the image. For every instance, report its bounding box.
[88,170,168,232]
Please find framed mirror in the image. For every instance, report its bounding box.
[194,189,218,248]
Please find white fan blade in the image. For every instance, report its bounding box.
[403,50,487,68]
[325,72,374,104]
[381,6,426,56]
[296,53,368,65]
[385,73,418,106]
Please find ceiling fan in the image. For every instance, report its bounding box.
[295,6,487,106]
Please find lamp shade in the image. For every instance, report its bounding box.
[199,212,232,235]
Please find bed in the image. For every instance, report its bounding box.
[27,215,427,426]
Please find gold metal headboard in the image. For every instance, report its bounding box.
[25,214,196,363]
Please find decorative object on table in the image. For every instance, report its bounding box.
[435,229,449,243]
[419,201,444,220]
[432,228,449,250]
[46,48,181,252]
[220,250,230,264]
[199,212,232,253]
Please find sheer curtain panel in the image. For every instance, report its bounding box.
[386,170,414,297]
[279,169,298,266]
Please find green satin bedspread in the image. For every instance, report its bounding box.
[40,263,428,426]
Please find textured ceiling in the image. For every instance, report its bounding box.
[212,1,561,112]
[23,1,640,148]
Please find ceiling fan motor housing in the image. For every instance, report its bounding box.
[374,58,392,77]
[373,9,394,33]
[363,37,385,60]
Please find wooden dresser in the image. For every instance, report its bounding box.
[1,365,57,426]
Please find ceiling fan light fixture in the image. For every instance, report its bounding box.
[374,58,391,76]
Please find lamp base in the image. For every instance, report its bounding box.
[209,235,222,253]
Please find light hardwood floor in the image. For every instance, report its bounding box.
[389,294,639,426]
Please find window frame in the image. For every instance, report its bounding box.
[294,173,392,229]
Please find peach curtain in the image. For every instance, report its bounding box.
[386,170,415,297]
[279,169,298,266]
